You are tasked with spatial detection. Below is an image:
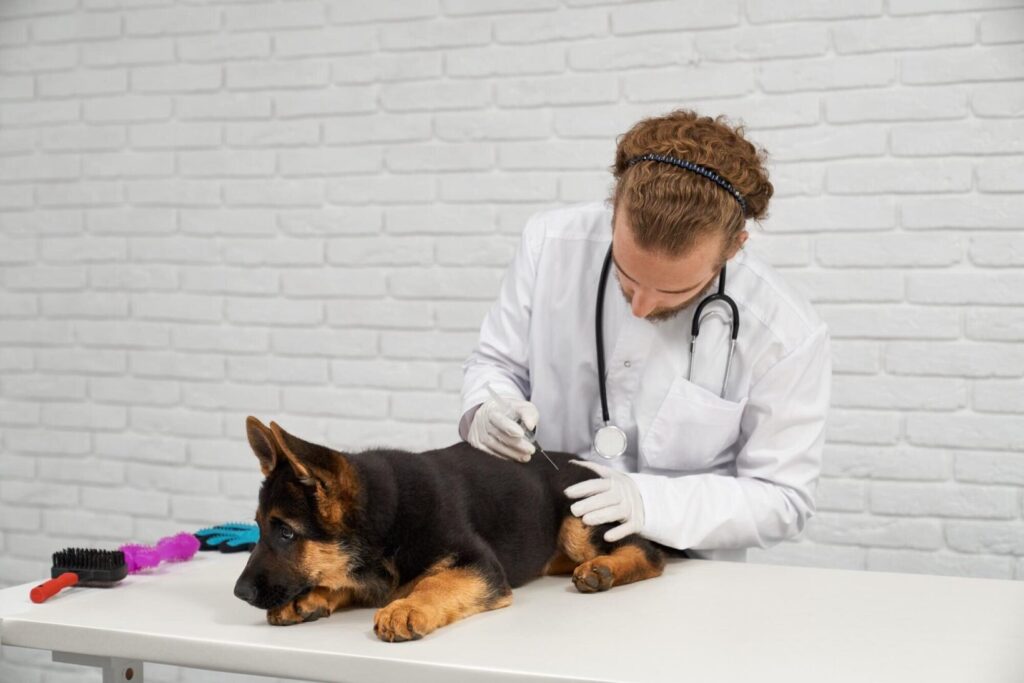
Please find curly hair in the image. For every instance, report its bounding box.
[610,109,773,258]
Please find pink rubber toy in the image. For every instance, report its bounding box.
[120,532,200,574]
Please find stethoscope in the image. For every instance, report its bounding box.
[593,245,740,459]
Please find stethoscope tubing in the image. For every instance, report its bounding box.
[596,246,615,425]
[594,244,740,456]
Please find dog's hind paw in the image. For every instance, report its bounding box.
[374,600,434,642]
[572,560,614,593]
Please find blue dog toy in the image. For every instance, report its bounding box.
[194,523,259,553]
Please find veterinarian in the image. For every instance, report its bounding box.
[459,109,831,562]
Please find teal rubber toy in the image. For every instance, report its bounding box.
[194,523,259,553]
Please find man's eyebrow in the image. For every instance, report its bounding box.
[611,253,704,295]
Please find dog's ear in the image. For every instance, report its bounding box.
[267,421,357,529]
[246,416,279,477]
[268,421,328,487]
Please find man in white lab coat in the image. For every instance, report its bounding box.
[459,110,832,561]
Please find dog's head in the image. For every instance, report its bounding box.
[233,416,360,610]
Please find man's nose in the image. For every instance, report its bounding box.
[630,289,658,318]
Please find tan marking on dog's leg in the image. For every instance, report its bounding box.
[373,562,510,642]
[573,544,665,594]
[542,551,578,576]
[388,555,453,602]
[557,515,600,563]
[267,586,355,626]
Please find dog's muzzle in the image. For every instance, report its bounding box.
[234,571,311,609]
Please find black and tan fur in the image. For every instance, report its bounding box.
[234,416,666,642]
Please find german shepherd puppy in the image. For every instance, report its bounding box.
[234,416,665,642]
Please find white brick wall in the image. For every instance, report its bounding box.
[1,1,1023,680]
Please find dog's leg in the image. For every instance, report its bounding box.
[572,541,665,593]
[267,586,356,626]
[555,516,664,593]
[543,516,599,575]
[374,555,511,642]
[542,551,578,575]
[555,515,600,562]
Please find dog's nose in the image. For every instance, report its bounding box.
[234,577,257,604]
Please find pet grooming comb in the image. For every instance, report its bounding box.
[30,548,128,604]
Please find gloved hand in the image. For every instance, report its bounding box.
[564,460,646,542]
[466,395,539,463]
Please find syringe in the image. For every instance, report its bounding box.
[485,384,558,470]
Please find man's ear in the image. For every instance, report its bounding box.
[729,229,748,259]
[246,416,279,477]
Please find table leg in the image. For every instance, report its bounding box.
[53,651,144,682]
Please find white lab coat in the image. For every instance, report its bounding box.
[461,201,831,562]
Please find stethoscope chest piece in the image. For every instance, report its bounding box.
[594,424,628,459]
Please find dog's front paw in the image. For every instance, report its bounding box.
[374,599,436,642]
[572,559,614,593]
[266,591,332,626]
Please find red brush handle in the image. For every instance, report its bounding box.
[30,572,79,604]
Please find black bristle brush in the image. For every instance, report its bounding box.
[30,548,128,604]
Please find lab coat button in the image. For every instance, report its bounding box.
[624,360,631,367]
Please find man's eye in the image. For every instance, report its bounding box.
[279,525,295,541]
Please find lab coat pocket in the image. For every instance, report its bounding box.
[640,377,748,471]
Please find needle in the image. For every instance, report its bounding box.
[485,384,559,470]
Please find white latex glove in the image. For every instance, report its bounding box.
[466,396,539,463]
[564,460,646,542]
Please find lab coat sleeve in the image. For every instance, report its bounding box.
[628,324,831,551]
[459,215,545,435]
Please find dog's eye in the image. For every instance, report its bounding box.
[279,525,296,542]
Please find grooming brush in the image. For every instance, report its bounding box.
[30,548,128,604]
[194,522,259,552]
[120,532,200,574]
